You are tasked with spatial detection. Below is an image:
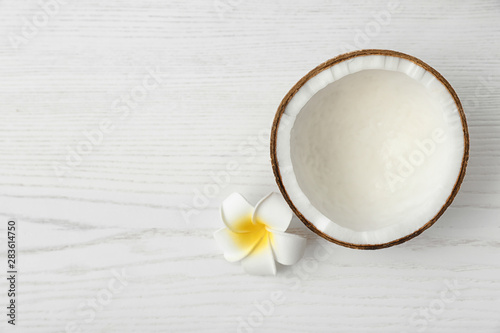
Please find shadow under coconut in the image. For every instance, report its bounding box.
[446,67,500,209]
[450,121,500,209]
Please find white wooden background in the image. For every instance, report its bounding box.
[0,0,499,332]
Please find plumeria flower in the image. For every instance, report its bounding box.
[214,192,307,275]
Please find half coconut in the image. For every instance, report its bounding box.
[271,49,469,249]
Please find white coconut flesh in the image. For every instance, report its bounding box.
[275,55,466,246]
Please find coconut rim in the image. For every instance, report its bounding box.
[270,49,470,250]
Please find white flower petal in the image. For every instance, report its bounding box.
[252,192,293,232]
[221,192,255,233]
[241,234,277,275]
[270,231,307,265]
[213,227,265,262]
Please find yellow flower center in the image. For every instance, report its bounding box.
[230,214,269,254]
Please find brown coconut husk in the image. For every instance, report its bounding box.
[270,49,469,250]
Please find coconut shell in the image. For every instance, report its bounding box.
[270,49,469,250]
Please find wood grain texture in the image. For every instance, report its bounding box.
[0,0,499,332]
